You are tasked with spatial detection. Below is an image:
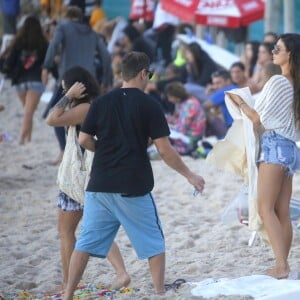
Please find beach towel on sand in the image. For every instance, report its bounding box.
[189,274,300,299]
[1,284,139,300]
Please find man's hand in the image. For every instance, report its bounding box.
[187,173,205,194]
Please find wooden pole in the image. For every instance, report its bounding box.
[283,0,295,33]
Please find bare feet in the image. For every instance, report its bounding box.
[110,273,131,290]
[48,151,64,166]
[266,266,290,279]
[45,283,64,294]
[19,135,31,145]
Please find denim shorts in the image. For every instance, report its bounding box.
[258,131,300,175]
[57,191,84,211]
[75,192,165,259]
[15,81,45,94]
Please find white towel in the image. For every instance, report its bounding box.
[190,275,300,299]
[207,87,269,243]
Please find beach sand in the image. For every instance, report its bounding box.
[1,79,300,299]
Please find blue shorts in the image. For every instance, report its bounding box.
[15,81,45,94]
[258,131,300,175]
[75,192,165,259]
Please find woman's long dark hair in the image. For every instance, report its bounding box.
[280,33,300,122]
[10,15,48,56]
[246,40,260,77]
[62,66,100,107]
[186,42,207,77]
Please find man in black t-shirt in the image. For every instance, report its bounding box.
[63,51,205,298]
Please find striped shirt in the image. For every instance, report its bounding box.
[254,74,298,141]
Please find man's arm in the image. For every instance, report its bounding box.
[153,136,205,193]
[78,132,96,152]
[42,24,64,77]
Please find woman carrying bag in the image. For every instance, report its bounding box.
[46,65,130,290]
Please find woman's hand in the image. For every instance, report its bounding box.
[226,93,244,107]
[65,82,87,100]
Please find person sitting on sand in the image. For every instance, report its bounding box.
[164,81,206,155]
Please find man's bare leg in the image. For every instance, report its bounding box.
[63,250,89,300]
[148,253,165,294]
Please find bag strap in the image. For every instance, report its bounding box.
[67,126,86,169]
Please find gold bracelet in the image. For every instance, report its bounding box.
[239,102,247,108]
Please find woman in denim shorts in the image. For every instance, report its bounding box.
[4,16,48,144]
[228,33,300,279]
[46,66,130,289]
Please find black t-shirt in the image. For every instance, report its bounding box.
[81,87,170,195]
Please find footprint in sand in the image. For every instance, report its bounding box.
[11,251,26,259]
[15,281,37,290]
[14,265,29,275]
[29,257,42,267]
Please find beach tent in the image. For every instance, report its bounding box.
[161,0,265,28]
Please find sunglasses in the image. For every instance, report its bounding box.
[144,69,154,80]
[272,45,282,54]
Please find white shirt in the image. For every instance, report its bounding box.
[255,74,298,141]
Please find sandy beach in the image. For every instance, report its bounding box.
[1,78,300,299]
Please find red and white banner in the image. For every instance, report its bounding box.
[161,0,265,28]
[130,0,156,22]
[195,0,265,28]
[161,0,200,22]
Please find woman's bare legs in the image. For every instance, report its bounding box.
[257,162,291,279]
[107,242,131,289]
[58,209,83,287]
[58,209,130,289]
[276,175,293,255]
[18,90,40,144]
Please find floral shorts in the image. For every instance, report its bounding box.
[57,191,84,211]
[258,130,300,175]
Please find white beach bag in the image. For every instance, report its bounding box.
[57,126,93,204]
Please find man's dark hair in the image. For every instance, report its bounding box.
[165,81,189,102]
[211,69,231,81]
[121,51,150,81]
[230,62,245,72]
[65,5,84,20]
